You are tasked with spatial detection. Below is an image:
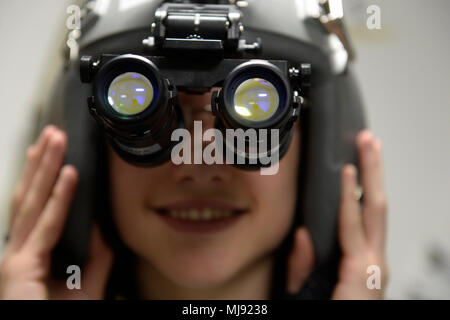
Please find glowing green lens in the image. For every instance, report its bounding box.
[233,78,279,122]
[107,72,154,115]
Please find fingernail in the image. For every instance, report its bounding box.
[295,228,305,246]
[347,164,357,176]
[44,124,57,134]
[345,164,357,184]
[364,139,374,151]
[49,131,66,150]
[40,126,53,142]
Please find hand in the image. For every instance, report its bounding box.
[285,130,389,299]
[0,126,113,300]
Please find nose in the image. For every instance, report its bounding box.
[170,160,231,186]
[169,89,233,186]
[178,89,216,131]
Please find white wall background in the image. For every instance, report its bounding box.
[0,0,449,299]
[0,0,73,247]
[343,0,450,299]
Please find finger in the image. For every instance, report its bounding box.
[82,224,114,299]
[25,165,78,256]
[359,135,388,256]
[286,227,315,294]
[338,164,366,258]
[357,130,385,208]
[10,125,56,228]
[8,130,67,251]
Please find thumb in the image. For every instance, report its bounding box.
[285,227,315,294]
[81,223,114,299]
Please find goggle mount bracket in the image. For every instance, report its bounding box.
[142,3,261,58]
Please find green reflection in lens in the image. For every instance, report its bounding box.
[233,78,279,122]
[107,72,154,115]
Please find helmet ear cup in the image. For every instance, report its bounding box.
[50,66,101,277]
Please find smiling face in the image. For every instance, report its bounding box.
[107,89,301,295]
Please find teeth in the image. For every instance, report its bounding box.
[167,208,235,220]
[203,208,212,220]
[189,209,199,220]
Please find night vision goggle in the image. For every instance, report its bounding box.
[80,2,311,169]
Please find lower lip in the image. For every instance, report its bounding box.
[156,213,243,233]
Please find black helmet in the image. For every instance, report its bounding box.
[42,0,366,299]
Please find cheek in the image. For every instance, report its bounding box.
[107,149,180,268]
[245,127,300,253]
[108,155,140,241]
[107,148,157,247]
